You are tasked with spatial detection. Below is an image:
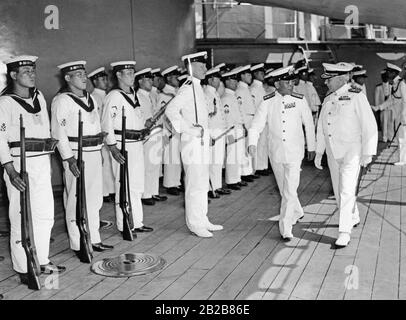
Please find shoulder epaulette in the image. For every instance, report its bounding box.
[349,86,362,93]
[291,92,304,99]
[263,92,275,100]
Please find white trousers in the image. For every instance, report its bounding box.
[327,153,360,234]
[181,133,210,231]
[209,135,225,190]
[270,159,304,238]
[256,124,269,171]
[111,141,144,231]
[398,125,406,163]
[225,129,244,184]
[101,145,115,197]
[163,133,182,188]
[380,109,394,142]
[143,132,163,198]
[63,151,102,250]
[4,155,54,273]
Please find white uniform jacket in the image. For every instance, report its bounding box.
[235,81,256,128]
[249,91,316,163]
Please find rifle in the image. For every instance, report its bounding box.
[119,107,134,241]
[145,96,176,131]
[75,111,93,263]
[210,126,235,146]
[19,115,41,290]
[388,122,402,149]
[226,125,248,146]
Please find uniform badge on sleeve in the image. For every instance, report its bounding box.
[224,104,230,114]
[0,123,6,131]
[111,106,118,118]
[237,96,242,105]
[60,119,66,127]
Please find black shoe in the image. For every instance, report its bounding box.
[141,198,156,206]
[120,230,137,238]
[251,174,260,179]
[133,226,154,233]
[238,181,248,187]
[103,196,113,203]
[208,191,220,199]
[100,220,114,230]
[166,187,180,196]
[92,243,114,252]
[257,170,270,176]
[152,195,168,201]
[177,185,185,192]
[40,262,66,274]
[241,175,254,182]
[18,272,29,285]
[227,183,241,190]
[216,188,231,195]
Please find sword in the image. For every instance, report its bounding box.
[388,122,402,149]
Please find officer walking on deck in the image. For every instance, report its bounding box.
[315,62,378,247]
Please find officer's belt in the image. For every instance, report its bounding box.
[68,132,106,147]
[114,130,144,141]
[9,138,59,152]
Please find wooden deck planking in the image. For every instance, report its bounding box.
[398,165,406,300]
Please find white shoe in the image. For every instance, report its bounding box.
[335,232,350,247]
[394,162,406,166]
[190,228,213,238]
[206,223,223,231]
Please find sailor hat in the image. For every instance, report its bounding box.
[162,65,180,77]
[264,69,276,79]
[57,60,86,73]
[110,61,136,72]
[237,64,252,75]
[205,67,221,79]
[308,68,315,74]
[268,65,295,81]
[134,68,153,79]
[222,67,240,80]
[178,74,189,85]
[321,62,353,79]
[386,63,402,73]
[151,68,161,76]
[251,63,265,72]
[88,67,107,80]
[181,51,208,64]
[380,69,387,75]
[294,65,308,74]
[5,55,38,70]
[214,63,227,72]
[352,69,367,77]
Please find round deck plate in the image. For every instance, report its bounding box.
[91,253,165,277]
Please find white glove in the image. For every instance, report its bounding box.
[314,153,323,170]
[361,155,372,166]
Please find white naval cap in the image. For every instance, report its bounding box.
[57,60,86,73]
[386,62,402,73]
[178,74,189,85]
[5,55,38,70]
[151,68,161,75]
[134,67,153,79]
[352,69,367,77]
[236,64,252,75]
[205,67,221,78]
[88,67,107,79]
[214,62,227,72]
[181,51,208,64]
[250,63,265,72]
[110,60,136,72]
[294,65,308,74]
[268,65,295,81]
[380,69,387,74]
[162,65,179,77]
[264,68,276,79]
[308,68,315,74]
[221,67,240,80]
[321,62,354,79]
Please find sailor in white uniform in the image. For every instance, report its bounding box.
[248,65,316,240]
[101,61,153,236]
[165,51,223,238]
[315,62,378,247]
[0,55,65,282]
[51,60,114,254]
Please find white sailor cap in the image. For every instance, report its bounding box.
[308,68,315,74]
[237,64,252,75]
[380,69,387,75]
[386,63,402,73]
[321,62,353,79]
[151,68,161,76]
[134,68,153,79]
[268,65,295,81]
[178,67,187,75]
[57,60,86,73]
[222,67,240,80]
[110,60,136,72]
[181,51,208,64]
[162,65,180,77]
[250,63,265,72]
[214,63,227,72]
[294,65,308,74]
[5,55,38,70]
[205,67,221,79]
[178,74,189,85]
[352,69,367,77]
[88,67,107,79]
